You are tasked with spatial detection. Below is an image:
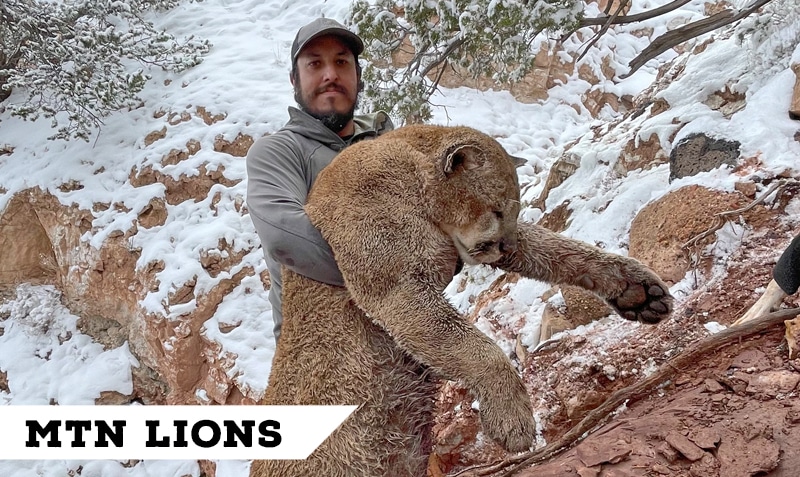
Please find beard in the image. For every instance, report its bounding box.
[295,85,358,134]
[306,109,355,134]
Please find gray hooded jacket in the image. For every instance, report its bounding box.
[246,107,394,341]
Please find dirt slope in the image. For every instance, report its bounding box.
[432,213,800,477]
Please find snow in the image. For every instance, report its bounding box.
[704,321,728,334]
[0,285,138,406]
[1,0,799,475]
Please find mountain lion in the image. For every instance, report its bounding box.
[250,125,672,477]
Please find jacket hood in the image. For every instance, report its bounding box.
[283,107,392,151]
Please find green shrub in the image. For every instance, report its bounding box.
[349,0,582,123]
[0,0,209,141]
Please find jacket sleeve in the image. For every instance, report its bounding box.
[246,133,345,287]
[774,233,800,295]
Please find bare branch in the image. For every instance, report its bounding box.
[575,0,629,63]
[682,178,795,251]
[622,0,775,78]
[419,36,467,79]
[454,307,800,477]
[581,0,693,27]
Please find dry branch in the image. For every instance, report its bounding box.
[575,0,629,63]
[580,0,692,27]
[622,0,775,78]
[682,178,794,252]
[453,307,800,477]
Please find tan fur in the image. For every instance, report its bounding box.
[251,125,673,477]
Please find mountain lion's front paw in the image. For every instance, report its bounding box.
[479,376,536,453]
[604,260,673,324]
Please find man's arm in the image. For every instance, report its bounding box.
[246,133,344,286]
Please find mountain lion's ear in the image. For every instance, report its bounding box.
[510,155,526,168]
[443,144,485,175]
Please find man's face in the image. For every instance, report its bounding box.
[292,35,359,134]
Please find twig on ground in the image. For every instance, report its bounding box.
[451,307,800,477]
[682,178,793,252]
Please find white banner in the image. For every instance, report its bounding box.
[0,405,357,460]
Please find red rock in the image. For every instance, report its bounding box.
[745,370,800,397]
[689,453,720,477]
[651,463,671,475]
[576,439,631,467]
[717,429,780,477]
[729,348,770,371]
[576,465,601,477]
[665,430,706,462]
[688,427,721,450]
[790,63,800,119]
[656,441,680,463]
[702,378,724,393]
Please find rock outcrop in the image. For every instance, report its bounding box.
[0,128,264,406]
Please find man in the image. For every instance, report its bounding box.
[246,18,394,342]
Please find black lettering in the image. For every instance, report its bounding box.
[258,420,281,448]
[64,420,91,447]
[95,420,126,447]
[26,420,61,448]
[191,420,221,448]
[173,420,189,447]
[223,420,254,447]
[145,420,170,447]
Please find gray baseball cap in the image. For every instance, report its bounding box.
[291,18,364,63]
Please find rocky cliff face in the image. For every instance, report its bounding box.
[0,127,266,406]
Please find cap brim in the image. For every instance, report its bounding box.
[294,28,364,60]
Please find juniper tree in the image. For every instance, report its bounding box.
[349,0,583,123]
[349,0,777,124]
[0,0,209,141]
